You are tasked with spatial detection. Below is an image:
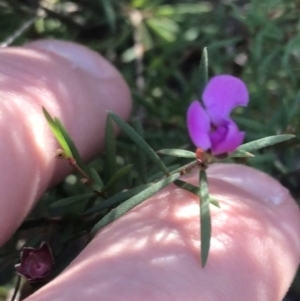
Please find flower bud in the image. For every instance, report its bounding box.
[15,242,54,282]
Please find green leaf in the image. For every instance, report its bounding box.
[170,160,198,176]
[103,164,133,192]
[157,149,196,158]
[208,195,220,208]
[198,47,208,97]
[109,112,169,175]
[228,149,255,159]
[43,108,72,158]
[88,167,104,191]
[85,184,151,214]
[98,0,116,31]
[133,118,148,183]
[50,192,96,208]
[43,107,86,172]
[147,164,180,182]
[237,134,295,152]
[139,22,154,50]
[91,173,181,234]
[155,4,212,16]
[174,179,220,207]
[54,117,85,169]
[199,169,211,267]
[105,115,117,180]
[146,18,179,42]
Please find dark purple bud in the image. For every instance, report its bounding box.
[15,242,54,282]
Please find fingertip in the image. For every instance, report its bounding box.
[23,164,300,301]
[25,39,123,80]
[0,40,131,246]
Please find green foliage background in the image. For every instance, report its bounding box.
[2,0,300,174]
[0,0,300,299]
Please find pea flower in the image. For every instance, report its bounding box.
[15,242,54,282]
[187,75,249,155]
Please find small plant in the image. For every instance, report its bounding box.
[39,48,295,268]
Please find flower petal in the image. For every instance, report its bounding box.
[203,75,249,125]
[20,247,35,260]
[187,100,211,150]
[210,119,244,155]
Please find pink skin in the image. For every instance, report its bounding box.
[0,40,299,301]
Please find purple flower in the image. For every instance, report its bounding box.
[15,242,54,282]
[187,75,249,155]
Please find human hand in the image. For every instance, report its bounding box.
[0,40,299,301]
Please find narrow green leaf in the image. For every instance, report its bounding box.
[170,160,198,175]
[174,179,219,207]
[54,117,85,169]
[237,134,295,152]
[109,112,169,175]
[157,149,196,158]
[228,149,255,158]
[50,192,95,208]
[199,47,208,97]
[99,0,116,31]
[91,173,181,234]
[199,169,211,267]
[155,3,212,16]
[105,115,117,180]
[133,118,148,183]
[88,167,104,191]
[146,18,179,42]
[85,184,151,214]
[42,108,72,158]
[43,107,87,173]
[147,164,180,182]
[103,164,133,192]
[208,195,220,208]
[139,22,153,50]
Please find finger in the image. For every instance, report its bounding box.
[23,164,300,301]
[0,40,131,246]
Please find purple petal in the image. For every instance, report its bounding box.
[202,75,249,125]
[210,119,244,155]
[187,100,211,150]
[20,247,35,261]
